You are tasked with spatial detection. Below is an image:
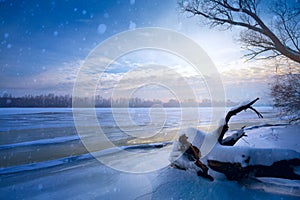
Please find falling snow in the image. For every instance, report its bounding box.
[130,0,135,5]
[38,184,43,190]
[129,20,136,30]
[104,13,109,18]
[97,24,107,34]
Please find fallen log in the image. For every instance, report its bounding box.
[169,98,300,181]
[208,159,300,180]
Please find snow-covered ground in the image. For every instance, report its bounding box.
[0,107,299,199]
[2,158,300,200]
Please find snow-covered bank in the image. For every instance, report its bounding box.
[237,125,300,151]
[168,123,300,197]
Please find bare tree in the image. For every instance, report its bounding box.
[179,0,300,62]
[271,59,300,122]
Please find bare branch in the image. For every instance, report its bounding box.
[218,98,263,144]
[184,5,265,34]
[179,0,300,63]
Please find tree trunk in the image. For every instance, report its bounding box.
[208,159,300,181]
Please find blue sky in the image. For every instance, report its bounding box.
[0,0,170,75]
[1,0,297,103]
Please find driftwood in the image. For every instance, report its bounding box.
[170,98,300,181]
[207,98,300,180]
[219,98,263,146]
[208,159,300,180]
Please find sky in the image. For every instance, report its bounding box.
[1,0,297,104]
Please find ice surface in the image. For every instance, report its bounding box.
[0,142,172,175]
[0,153,92,175]
[0,135,81,150]
[1,107,300,199]
[1,156,299,199]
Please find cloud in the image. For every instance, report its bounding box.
[0,54,275,103]
[0,60,81,95]
[94,62,213,101]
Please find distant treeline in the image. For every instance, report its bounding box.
[0,94,237,108]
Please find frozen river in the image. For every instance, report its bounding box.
[1,107,299,199]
